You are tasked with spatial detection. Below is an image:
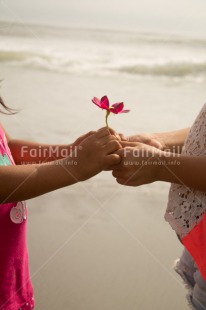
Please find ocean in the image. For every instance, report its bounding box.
[0,20,206,310]
[1,21,206,82]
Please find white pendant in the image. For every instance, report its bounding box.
[10,201,27,224]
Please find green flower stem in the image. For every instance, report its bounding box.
[105,110,110,128]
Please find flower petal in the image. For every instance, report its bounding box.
[110,102,124,114]
[92,97,102,108]
[120,109,130,113]
[100,96,110,109]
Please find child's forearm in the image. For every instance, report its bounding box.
[157,153,206,192]
[0,156,78,203]
[153,128,190,153]
[8,139,74,164]
[1,128,121,203]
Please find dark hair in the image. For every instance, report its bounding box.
[0,96,18,115]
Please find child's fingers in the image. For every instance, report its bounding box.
[119,133,127,141]
[107,127,121,140]
[104,154,121,168]
[100,134,119,145]
[82,130,96,138]
[115,148,126,158]
[96,127,111,138]
[96,127,120,140]
[75,131,96,144]
[105,139,121,153]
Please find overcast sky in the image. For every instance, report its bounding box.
[0,0,206,36]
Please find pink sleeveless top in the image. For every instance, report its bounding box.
[0,125,35,310]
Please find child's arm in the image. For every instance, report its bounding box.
[0,128,121,203]
[112,142,206,193]
[125,128,190,153]
[3,126,95,164]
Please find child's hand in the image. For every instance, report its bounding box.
[72,127,121,181]
[96,127,126,142]
[112,142,162,186]
[73,130,96,147]
[106,128,128,142]
[73,128,124,147]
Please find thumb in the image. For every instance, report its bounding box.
[104,154,121,169]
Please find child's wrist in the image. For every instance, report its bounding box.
[60,155,81,183]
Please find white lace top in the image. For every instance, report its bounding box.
[165,104,206,239]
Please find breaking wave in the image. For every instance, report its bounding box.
[1,49,206,80]
[1,22,206,81]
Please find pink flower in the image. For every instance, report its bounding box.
[92,96,130,114]
[92,96,130,128]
